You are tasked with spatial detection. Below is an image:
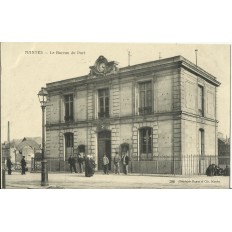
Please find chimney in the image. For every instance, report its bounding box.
[7,121,10,143]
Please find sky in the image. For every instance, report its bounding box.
[1,43,230,142]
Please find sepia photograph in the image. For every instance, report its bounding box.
[1,42,230,189]
[1,2,232,232]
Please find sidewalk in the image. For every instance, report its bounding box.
[3,171,230,189]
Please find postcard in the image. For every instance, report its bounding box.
[1,42,230,189]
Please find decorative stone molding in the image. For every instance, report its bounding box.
[89,56,119,77]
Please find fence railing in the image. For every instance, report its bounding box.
[130,155,230,175]
[30,155,230,175]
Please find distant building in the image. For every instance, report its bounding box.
[1,137,41,166]
[17,137,41,163]
[45,55,220,174]
[2,139,22,163]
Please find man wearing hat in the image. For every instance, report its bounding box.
[6,156,13,175]
[21,156,27,175]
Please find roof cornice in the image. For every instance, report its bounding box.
[46,55,221,92]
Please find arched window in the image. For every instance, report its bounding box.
[120,143,130,157]
[78,144,86,153]
[139,127,153,160]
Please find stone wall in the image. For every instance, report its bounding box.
[181,68,216,120]
[76,90,87,121]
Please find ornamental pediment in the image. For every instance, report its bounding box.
[89,56,119,77]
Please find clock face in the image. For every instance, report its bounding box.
[97,62,106,72]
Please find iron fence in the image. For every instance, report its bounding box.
[30,155,230,175]
[31,158,79,173]
[130,155,230,175]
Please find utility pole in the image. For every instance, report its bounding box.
[195,49,198,67]
[128,51,131,66]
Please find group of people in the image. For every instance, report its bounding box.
[102,152,130,175]
[112,152,130,175]
[206,164,230,176]
[102,152,129,175]
[6,156,27,175]
[68,153,96,177]
[67,151,130,177]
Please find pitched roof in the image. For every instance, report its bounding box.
[17,139,41,150]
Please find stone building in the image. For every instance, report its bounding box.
[45,55,220,174]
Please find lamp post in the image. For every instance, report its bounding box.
[38,87,49,186]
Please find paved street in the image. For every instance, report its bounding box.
[3,171,230,189]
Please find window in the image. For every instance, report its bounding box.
[199,129,204,156]
[78,144,86,153]
[139,127,153,160]
[139,81,152,115]
[64,94,73,122]
[121,143,129,153]
[198,85,204,116]
[64,132,74,160]
[98,89,109,118]
[65,133,73,147]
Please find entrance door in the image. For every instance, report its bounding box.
[64,133,74,160]
[98,131,111,170]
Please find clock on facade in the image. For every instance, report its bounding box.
[89,55,119,77]
[97,62,106,73]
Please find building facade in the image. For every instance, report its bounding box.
[45,55,220,174]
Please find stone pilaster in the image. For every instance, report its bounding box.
[173,70,182,111]
[112,84,120,117]
[87,85,93,120]
[111,123,120,153]
[173,119,181,157]
[152,122,158,157]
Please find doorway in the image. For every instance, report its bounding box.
[64,132,74,160]
[98,130,111,170]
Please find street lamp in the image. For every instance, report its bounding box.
[38,87,48,186]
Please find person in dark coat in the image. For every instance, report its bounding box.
[206,164,215,176]
[7,156,13,175]
[216,166,224,176]
[77,152,84,173]
[85,155,96,177]
[89,156,96,176]
[85,156,90,177]
[68,155,77,173]
[21,156,27,175]
[224,165,230,176]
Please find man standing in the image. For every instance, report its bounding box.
[68,155,77,173]
[6,156,13,175]
[122,152,129,175]
[77,152,84,173]
[114,152,121,174]
[103,154,109,175]
[21,156,27,175]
